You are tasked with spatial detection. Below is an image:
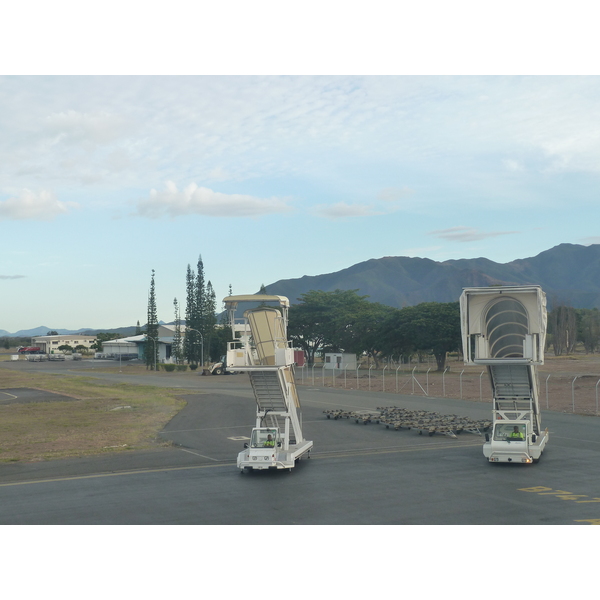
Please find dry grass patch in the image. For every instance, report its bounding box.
[0,370,187,463]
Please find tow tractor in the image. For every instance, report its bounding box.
[223,294,313,473]
[460,285,549,464]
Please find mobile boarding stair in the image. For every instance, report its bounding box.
[224,294,313,472]
[460,286,549,464]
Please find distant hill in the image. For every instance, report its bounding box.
[0,326,139,338]
[262,243,600,310]
[4,244,600,336]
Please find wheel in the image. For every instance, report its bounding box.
[214,367,223,375]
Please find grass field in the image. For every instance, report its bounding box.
[0,366,187,463]
[2,348,600,464]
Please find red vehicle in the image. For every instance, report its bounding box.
[17,346,42,354]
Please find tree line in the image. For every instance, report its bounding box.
[141,271,600,370]
[288,289,462,371]
[143,256,231,370]
[548,305,600,355]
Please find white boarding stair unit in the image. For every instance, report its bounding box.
[224,294,312,471]
[460,286,549,464]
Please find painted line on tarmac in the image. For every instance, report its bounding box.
[0,391,18,399]
[0,441,482,489]
[159,424,252,434]
[311,440,481,460]
[178,449,220,461]
[0,462,235,488]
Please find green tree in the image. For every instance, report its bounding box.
[344,301,396,368]
[205,281,217,361]
[172,297,184,364]
[549,304,577,355]
[288,289,371,365]
[578,308,600,354]
[381,302,461,370]
[58,344,74,354]
[144,269,159,370]
[90,332,123,352]
[184,255,218,366]
[184,264,198,365]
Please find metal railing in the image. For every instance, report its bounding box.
[297,363,600,417]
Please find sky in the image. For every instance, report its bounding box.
[1,4,600,334]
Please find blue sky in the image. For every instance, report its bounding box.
[2,7,599,334]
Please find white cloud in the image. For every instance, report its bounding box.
[429,226,519,242]
[313,202,382,219]
[314,187,416,219]
[581,236,600,245]
[0,275,25,279]
[44,110,132,146]
[135,181,292,218]
[0,189,79,221]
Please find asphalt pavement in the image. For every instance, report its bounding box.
[2,360,600,524]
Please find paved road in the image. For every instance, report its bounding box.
[2,360,600,524]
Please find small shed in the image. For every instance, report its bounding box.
[323,352,357,370]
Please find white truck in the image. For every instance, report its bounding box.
[460,285,549,464]
[223,294,313,473]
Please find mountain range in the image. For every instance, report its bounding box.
[3,243,599,336]
[263,243,600,310]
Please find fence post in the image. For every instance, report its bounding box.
[396,365,401,394]
[412,366,416,394]
[322,365,326,387]
[443,367,448,397]
[480,370,485,401]
[383,365,387,393]
[356,366,360,390]
[572,376,579,413]
[369,365,374,391]
[459,369,465,399]
[426,367,431,396]
[545,374,551,409]
[311,364,315,385]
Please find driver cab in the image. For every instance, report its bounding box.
[250,428,280,448]
[493,423,526,441]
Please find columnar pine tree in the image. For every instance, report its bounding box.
[196,255,206,335]
[205,280,217,360]
[145,269,159,370]
[184,254,219,367]
[184,264,199,365]
[172,297,183,364]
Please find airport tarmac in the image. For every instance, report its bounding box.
[1,363,600,524]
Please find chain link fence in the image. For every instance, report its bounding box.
[296,359,600,417]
